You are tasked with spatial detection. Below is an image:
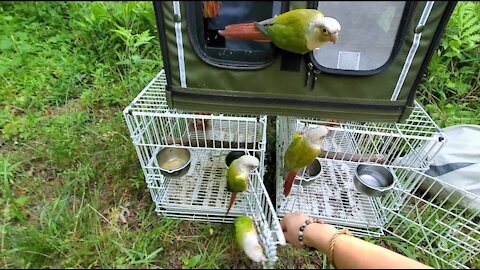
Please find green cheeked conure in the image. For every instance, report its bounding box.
[218,8,341,54]
[283,126,329,197]
[234,215,266,263]
[226,155,259,216]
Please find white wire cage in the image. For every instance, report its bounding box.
[284,105,446,170]
[275,115,479,268]
[275,111,446,236]
[123,70,286,268]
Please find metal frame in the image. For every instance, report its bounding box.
[123,70,285,268]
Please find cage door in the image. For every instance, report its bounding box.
[381,168,479,269]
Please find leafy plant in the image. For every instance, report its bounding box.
[1,158,27,222]
[417,1,480,127]
[181,254,202,269]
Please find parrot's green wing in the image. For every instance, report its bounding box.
[284,133,322,171]
[234,216,255,248]
[284,135,303,171]
[267,9,324,54]
[227,160,249,193]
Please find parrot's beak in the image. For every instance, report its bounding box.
[330,33,338,44]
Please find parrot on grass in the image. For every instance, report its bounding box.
[283,125,329,197]
[234,215,266,263]
[218,8,341,54]
[226,155,259,216]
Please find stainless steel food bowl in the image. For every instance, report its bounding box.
[156,147,191,178]
[353,164,396,197]
[294,159,322,187]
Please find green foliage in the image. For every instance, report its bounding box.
[0,2,163,268]
[181,254,202,269]
[418,1,480,127]
[0,1,161,143]
[1,157,27,222]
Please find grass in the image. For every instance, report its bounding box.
[1,1,479,269]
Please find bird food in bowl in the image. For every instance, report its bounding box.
[294,158,322,187]
[353,164,396,197]
[156,147,191,178]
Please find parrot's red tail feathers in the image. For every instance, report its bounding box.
[283,171,297,197]
[203,1,221,18]
[225,192,237,216]
[218,23,271,42]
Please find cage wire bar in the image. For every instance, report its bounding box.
[123,70,285,268]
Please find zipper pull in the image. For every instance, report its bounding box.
[311,68,321,90]
[305,62,314,87]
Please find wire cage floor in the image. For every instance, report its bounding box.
[123,70,285,268]
[278,158,386,236]
[148,149,259,222]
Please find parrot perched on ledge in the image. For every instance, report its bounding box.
[283,126,329,197]
[218,8,341,54]
[226,155,260,216]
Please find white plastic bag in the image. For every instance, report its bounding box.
[422,125,480,211]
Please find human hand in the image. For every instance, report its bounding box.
[279,211,314,248]
[280,211,338,251]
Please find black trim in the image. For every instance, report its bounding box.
[153,1,173,90]
[307,1,319,9]
[185,1,278,70]
[426,162,475,177]
[281,1,290,12]
[309,1,416,76]
[280,50,303,71]
[404,1,457,110]
[173,91,405,111]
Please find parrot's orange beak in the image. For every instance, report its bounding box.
[330,33,338,44]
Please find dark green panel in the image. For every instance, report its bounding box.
[157,1,454,122]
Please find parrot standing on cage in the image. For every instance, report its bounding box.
[283,126,329,197]
[234,215,267,263]
[218,8,341,54]
[226,155,260,216]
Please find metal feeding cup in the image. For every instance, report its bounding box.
[156,147,191,178]
[353,164,396,197]
[294,158,322,187]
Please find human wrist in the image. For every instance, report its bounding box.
[303,223,339,253]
